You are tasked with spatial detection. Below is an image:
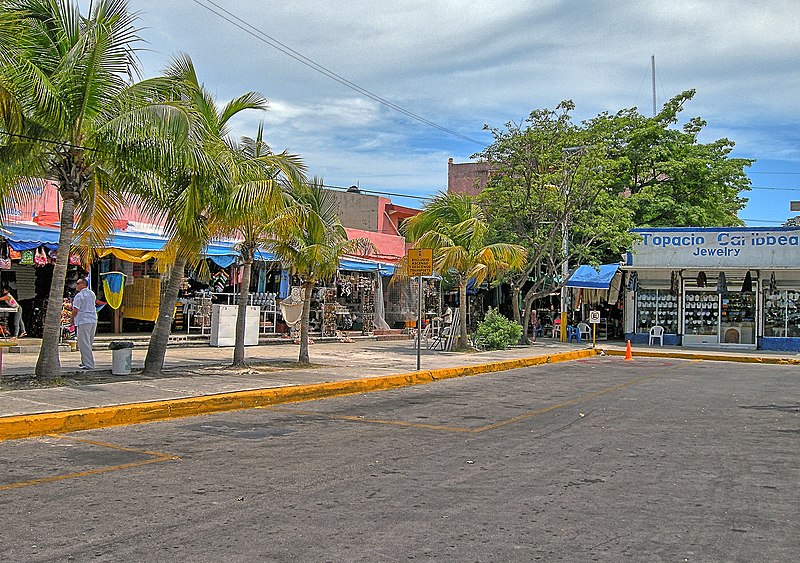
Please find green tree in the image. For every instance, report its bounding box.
[476,102,634,340]
[214,123,305,367]
[0,0,174,377]
[266,179,364,364]
[401,192,527,349]
[586,89,753,226]
[477,92,750,339]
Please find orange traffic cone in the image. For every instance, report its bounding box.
[624,340,634,361]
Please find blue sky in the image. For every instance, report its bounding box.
[122,0,799,223]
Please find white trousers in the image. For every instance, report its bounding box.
[76,323,96,368]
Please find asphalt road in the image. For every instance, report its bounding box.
[1,357,798,562]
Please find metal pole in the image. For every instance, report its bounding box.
[416,275,423,370]
[560,220,568,342]
[651,55,657,117]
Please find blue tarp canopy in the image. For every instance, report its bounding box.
[3,223,167,252]
[565,264,620,289]
[3,223,60,251]
[106,230,166,251]
[339,256,395,276]
[2,223,397,274]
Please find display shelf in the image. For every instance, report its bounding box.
[684,291,718,338]
[635,289,678,334]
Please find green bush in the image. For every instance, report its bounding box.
[474,308,523,350]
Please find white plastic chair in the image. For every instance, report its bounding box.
[648,325,664,346]
[577,322,591,341]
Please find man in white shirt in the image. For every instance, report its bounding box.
[71,277,97,369]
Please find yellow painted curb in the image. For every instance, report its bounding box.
[603,348,800,365]
[0,348,599,442]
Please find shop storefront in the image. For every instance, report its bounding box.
[565,264,625,340]
[1,222,397,339]
[624,226,800,351]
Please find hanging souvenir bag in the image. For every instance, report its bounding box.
[34,247,48,267]
[9,248,21,261]
[47,248,58,264]
[20,249,34,265]
[69,252,82,266]
[0,244,10,270]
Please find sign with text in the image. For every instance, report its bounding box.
[408,248,433,277]
[589,310,601,324]
[629,227,800,269]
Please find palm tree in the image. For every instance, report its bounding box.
[0,0,174,377]
[138,55,292,376]
[266,179,365,364]
[214,123,305,367]
[402,192,527,348]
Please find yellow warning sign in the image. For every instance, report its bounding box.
[408,248,433,277]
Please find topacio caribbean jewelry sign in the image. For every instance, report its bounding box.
[628,227,800,269]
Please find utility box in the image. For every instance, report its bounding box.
[210,304,259,347]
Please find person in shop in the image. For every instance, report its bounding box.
[0,287,26,338]
[441,306,453,326]
[530,310,542,341]
[71,277,97,370]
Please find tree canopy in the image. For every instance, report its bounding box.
[474,92,753,338]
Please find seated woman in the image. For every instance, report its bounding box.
[0,287,26,338]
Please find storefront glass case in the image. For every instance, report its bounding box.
[635,289,678,334]
[683,290,757,345]
[719,292,756,344]
[763,290,800,337]
[683,291,719,344]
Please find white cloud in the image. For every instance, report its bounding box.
[127,0,800,223]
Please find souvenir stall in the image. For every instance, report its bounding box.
[189,246,286,336]
[308,271,376,337]
[297,258,394,337]
[384,275,442,331]
[0,223,84,338]
[564,264,625,340]
[93,229,166,333]
[624,226,800,351]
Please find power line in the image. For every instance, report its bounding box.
[0,130,99,152]
[750,186,800,191]
[321,183,432,202]
[0,130,433,202]
[748,171,800,175]
[190,0,484,146]
[740,217,787,224]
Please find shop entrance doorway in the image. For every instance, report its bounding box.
[683,290,756,347]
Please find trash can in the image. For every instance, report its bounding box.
[109,341,134,375]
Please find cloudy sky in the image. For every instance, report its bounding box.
[123,0,799,224]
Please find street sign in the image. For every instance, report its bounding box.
[589,310,601,324]
[408,248,433,277]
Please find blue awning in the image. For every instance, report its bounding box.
[3,223,61,251]
[2,223,398,274]
[565,264,620,289]
[338,256,396,276]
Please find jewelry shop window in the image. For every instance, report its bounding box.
[763,289,800,337]
[636,289,678,334]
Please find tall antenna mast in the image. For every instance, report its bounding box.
[651,55,657,117]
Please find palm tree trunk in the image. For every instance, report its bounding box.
[458,281,468,349]
[232,252,253,367]
[298,281,314,364]
[34,194,76,378]
[143,255,187,376]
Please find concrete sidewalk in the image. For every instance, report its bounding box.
[1,337,798,441]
